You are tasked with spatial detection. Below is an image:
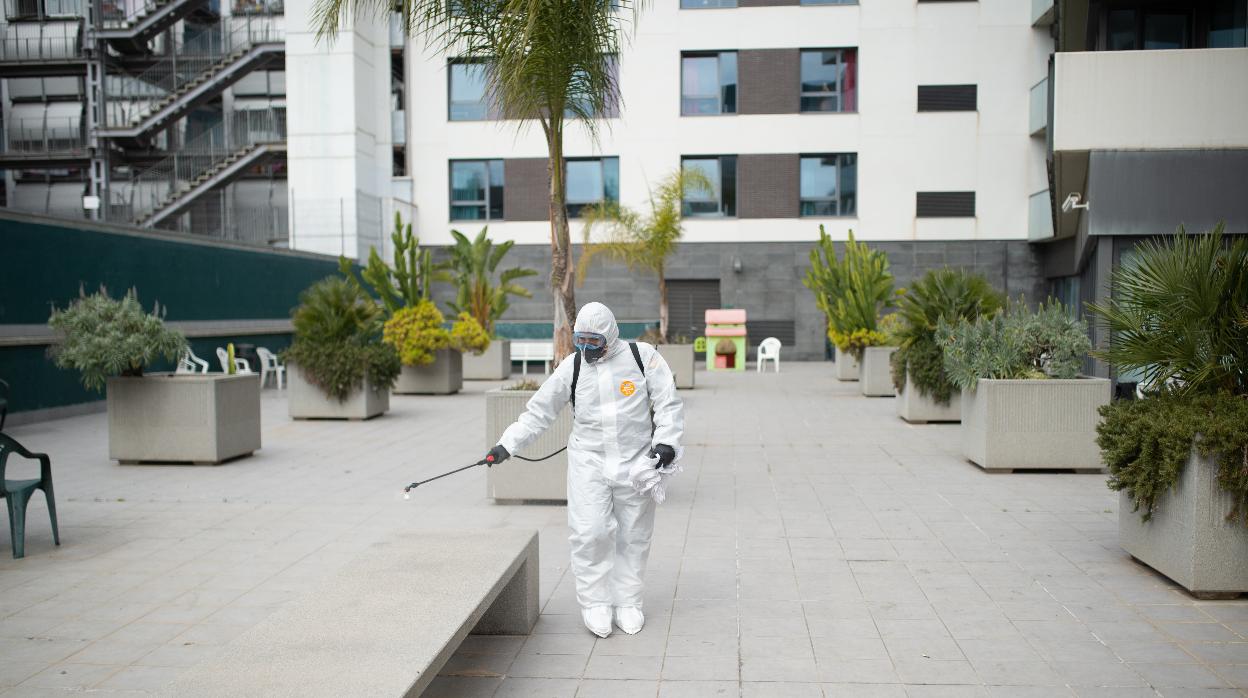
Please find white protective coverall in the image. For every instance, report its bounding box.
[497,303,685,611]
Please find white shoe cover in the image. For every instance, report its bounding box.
[614,606,644,635]
[582,606,612,638]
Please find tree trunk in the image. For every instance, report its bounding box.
[545,121,576,359]
[658,265,669,342]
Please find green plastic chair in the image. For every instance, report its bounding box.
[0,433,60,559]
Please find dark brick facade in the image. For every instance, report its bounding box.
[503,158,549,222]
[738,48,800,115]
[737,154,800,219]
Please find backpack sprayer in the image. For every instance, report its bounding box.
[402,447,568,499]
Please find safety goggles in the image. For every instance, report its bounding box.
[573,332,608,350]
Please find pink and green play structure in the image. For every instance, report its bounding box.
[704,309,747,372]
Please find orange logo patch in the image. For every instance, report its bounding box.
[620,380,636,397]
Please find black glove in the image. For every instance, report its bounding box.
[485,445,510,467]
[649,444,676,469]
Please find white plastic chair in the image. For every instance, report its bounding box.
[216,347,253,374]
[757,337,782,373]
[256,347,286,389]
[177,349,210,374]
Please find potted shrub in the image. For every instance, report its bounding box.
[445,227,538,380]
[938,301,1108,472]
[860,314,901,397]
[803,228,894,382]
[578,168,712,388]
[284,277,400,420]
[49,288,261,464]
[485,379,571,502]
[890,269,1003,422]
[1089,228,1248,597]
[384,301,487,395]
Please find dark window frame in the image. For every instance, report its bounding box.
[565,156,620,219]
[449,159,504,221]
[680,155,737,218]
[799,153,857,217]
[680,0,736,8]
[680,50,738,116]
[800,47,858,113]
[447,59,492,122]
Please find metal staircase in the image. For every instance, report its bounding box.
[99,16,282,141]
[96,0,217,53]
[125,106,285,226]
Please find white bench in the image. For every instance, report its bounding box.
[166,529,539,698]
[510,341,555,376]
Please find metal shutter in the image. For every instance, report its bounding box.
[748,320,796,349]
[916,85,978,112]
[916,191,976,218]
[666,279,721,341]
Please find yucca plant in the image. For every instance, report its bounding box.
[803,227,895,361]
[889,269,1003,405]
[577,168,712,341]
[445,227,538,340]
[1087,226,1248,522]
[48,287,188,392]
[284,277,401,401]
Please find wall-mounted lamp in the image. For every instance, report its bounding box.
[732,257,743,273]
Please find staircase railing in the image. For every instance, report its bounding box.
[0,21,83,61]
[2,113,86,155]
[126,106,285,222]
[103,15,282,127]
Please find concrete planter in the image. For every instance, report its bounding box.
[463,339,511,381]
[860,346,898,397]
[896,373,961,424]
[834,346,859,381]
[961,377,1110,472]
[485,388,570,502]
[1119,448,1248,598]
[395,349,463,395]
[106,373,261,465]
[288,364,389,420]
[657,343,696,389]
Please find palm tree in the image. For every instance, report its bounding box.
[576,168,711,341]
[314,0,637,357]
[446,227,539,337]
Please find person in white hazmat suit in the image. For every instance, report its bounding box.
[483,302,684,638]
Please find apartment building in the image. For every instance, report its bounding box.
[352,0,1056,358]
[0,0,292,242]
[1033,0,1248,374]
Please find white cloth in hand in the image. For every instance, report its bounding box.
[628,454,682,504]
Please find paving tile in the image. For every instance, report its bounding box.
[742,681,823,697]
[94,664,182,691]
[659,655,738,681]
[657,680,737,698]
[582,654,663,680]
[574,678,659,697]
[1127,663,1230,689]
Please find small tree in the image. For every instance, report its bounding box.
[803,227,895,360]
[576,168,712,341]
[445,227,538,338]
[340,212,446,316]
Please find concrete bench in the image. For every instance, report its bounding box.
[510,341,555,376]
[166,529,539,698]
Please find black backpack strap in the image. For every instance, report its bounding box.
[629,342,645,374]
[570,351,581,410]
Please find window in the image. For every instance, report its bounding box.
[681,156,736,217]
[800,49,857,113]
[916,191,975,218]
[1107,10,1137,50]
[681,52,737,115]
[564,56,619,119]
[1105,9,1193,50]
[1143,12,1188,49]
[566,157,619,218]
[1211,0,1247,47]
[681,0,735,8]
[450,160,504,220]
[448,61,490,121]
[800,154,856,217]
[801,0,856,5]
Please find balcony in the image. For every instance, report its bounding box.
[391,109,406,145]
[1052,48,1248,153]
[1031,0,1053,27]
[1029,76,1047,137]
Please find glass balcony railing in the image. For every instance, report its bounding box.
[1028,189,1054,241]
[391,109,406,145]
[1029,76,1047,136]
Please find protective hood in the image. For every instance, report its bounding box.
[574,302,623,357]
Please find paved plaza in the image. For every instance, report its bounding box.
[2,362,1247,697]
